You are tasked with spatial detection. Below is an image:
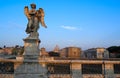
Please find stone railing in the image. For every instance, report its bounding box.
[0,74,14,78]
[39,57,54,61]
[49,74,71,78]
[115,74,120,78]
[82,74,103,78]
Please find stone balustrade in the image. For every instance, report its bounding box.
[49,74,71,78]
[0,57,120,78]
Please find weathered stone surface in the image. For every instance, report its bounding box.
[71,63,82,78]
[72,69,82,78]
[104,64,115,78]
[0,74,14,78]
[15,62,47,73]
[23,38,40,56]
[14,62,48,78]
[14,74,47,78]
[14,38,48,78]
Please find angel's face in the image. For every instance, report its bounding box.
[39,8,42,12]
[31,4,36,9]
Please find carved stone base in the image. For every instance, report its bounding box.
[14,38,48,78]
[23,38,40,60]
[14,61,48,78]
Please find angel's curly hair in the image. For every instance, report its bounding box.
[30,3,36,9]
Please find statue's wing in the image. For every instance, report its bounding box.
[24,6,30,19]
[39,8,47,28]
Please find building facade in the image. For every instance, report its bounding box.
[84,48,109,59]
[59,47,82,58]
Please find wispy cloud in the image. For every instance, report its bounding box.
[61,25,80,30]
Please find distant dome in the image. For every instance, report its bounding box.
[53,45,59,52]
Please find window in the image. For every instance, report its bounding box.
[74,52,76,55]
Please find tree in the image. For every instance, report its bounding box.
[107,46,120,53]
[107,46,120,58]
[11,46,24,56]
[11,48,18,55]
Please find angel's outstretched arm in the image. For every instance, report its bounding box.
[24,6,31,19]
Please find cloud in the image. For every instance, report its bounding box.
[61,25,80,30]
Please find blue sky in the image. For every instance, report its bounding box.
[0,0,120,51]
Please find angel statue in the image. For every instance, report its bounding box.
[24,3,47,38]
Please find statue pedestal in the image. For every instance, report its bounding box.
[23,38,40,59]
[14,38,48,78]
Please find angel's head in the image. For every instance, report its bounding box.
[39,8,43,12]
[30,3,36,9]
[24,6,28,10]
